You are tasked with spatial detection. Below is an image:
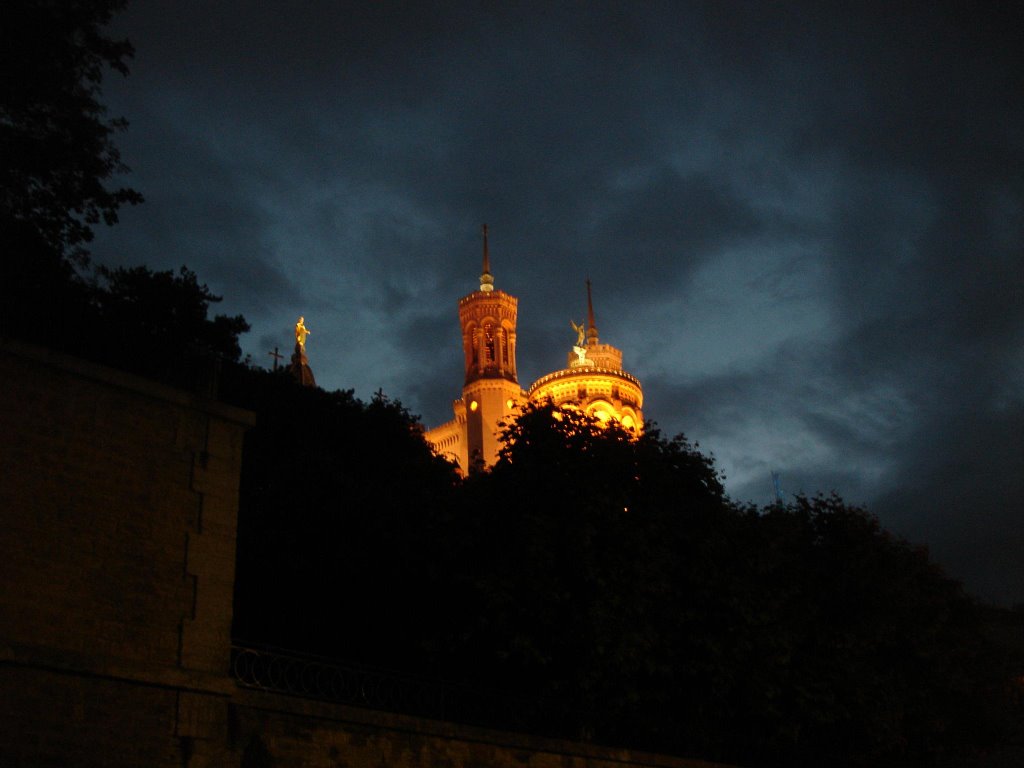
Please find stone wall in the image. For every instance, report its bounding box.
[0,340,251,767]
[227,688,727,768]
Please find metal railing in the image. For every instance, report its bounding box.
[230,643,581,737]
[231,644,446,717]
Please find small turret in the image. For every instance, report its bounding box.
[532,278,643,432]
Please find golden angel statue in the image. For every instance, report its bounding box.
[570,319,585,347]
[295,316,311,348]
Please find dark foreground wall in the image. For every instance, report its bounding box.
[0,341,731,768]
[229,688,728,768]
[0,340,251,766]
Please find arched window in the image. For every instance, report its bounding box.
[500,321,514,372]
[586,400,614,424]
[483,323,495,365]
[466,323,479,367]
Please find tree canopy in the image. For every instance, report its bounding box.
[223,365,459,667]
[1,0,141,263]
[427,405,1022,765]
[230,397,1023,765]
[88,264,250,382]
[0,3,234,381]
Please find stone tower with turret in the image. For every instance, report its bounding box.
[425,226,526,473]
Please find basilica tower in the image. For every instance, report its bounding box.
[425,226,526,472]
[527,280,643,431]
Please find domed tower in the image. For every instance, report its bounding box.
[528,280,643,431]
[425,226,526,472]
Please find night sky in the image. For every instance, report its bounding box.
[90,2,1022,605]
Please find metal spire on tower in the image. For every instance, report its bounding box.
[586,277,599,345]
[480,223,494,292]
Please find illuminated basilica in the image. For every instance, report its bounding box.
[425,227,644,473]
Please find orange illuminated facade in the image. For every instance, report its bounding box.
[425,226,527,471]
[425,228,643,473]
[528,279,643,431]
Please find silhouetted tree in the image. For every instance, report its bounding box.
[416,402,1021,766]
[426,403,727,740]
[88,264,249,380]
[223,365,459,669]
[752,495,1019,767]
[1,0,141,264]
[1,0,145,356]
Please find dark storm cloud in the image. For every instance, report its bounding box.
[874,403,1024,603]
[584,172,762,290]
[393,311,465,425]
[92,1,1023,603]
[91,88,304,317]
[800,2,1024,602]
